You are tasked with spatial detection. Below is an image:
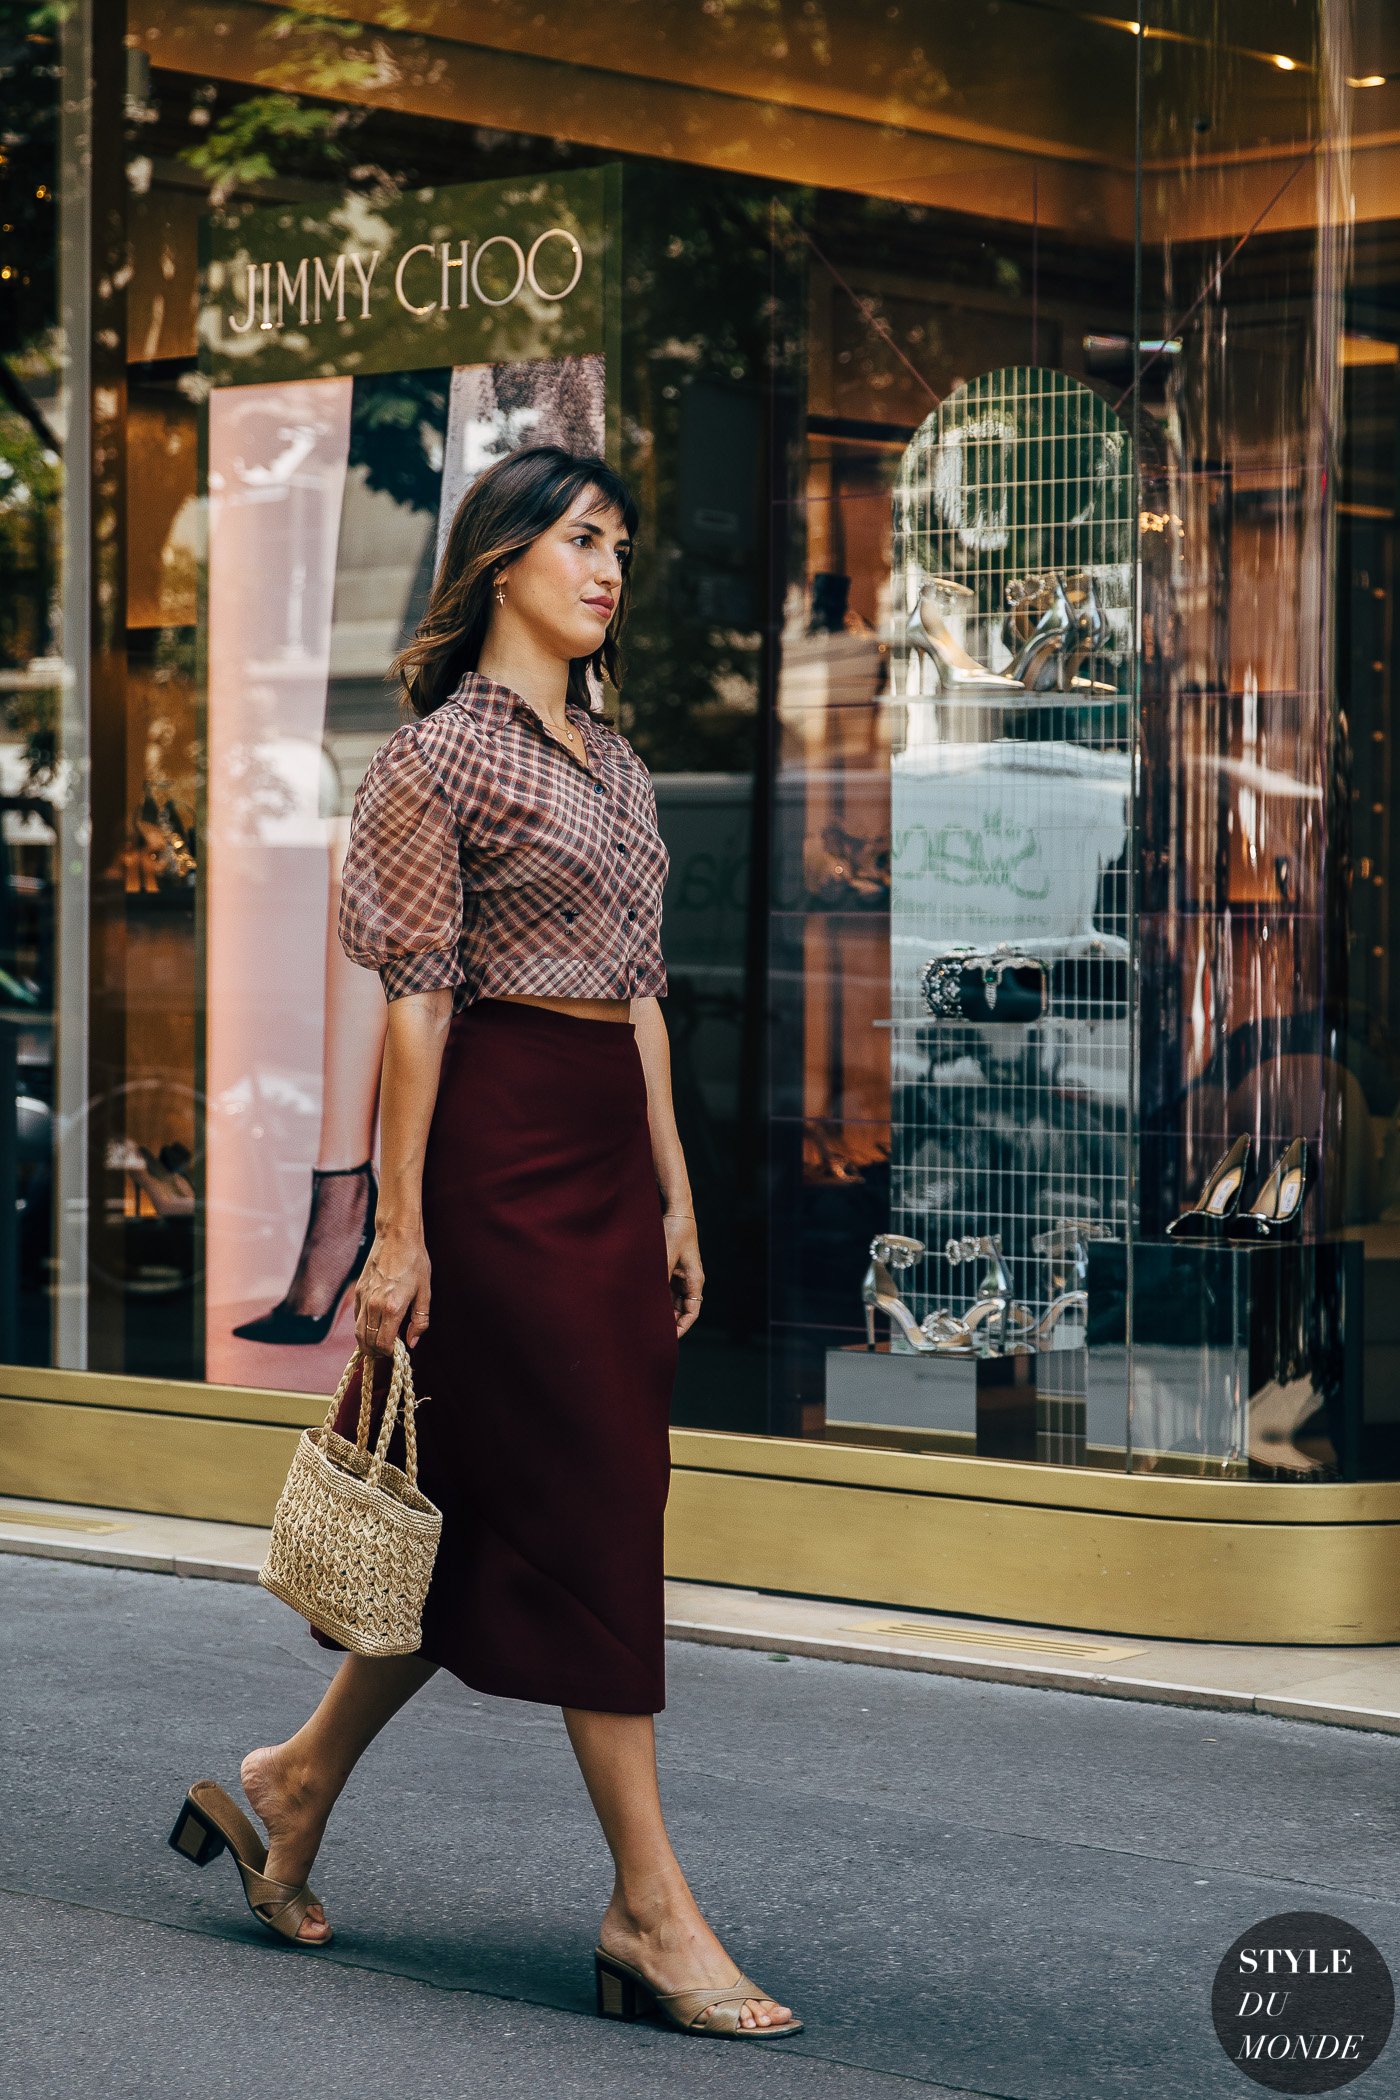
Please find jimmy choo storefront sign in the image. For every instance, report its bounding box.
[200,168,611,386]
[224,228,585,335]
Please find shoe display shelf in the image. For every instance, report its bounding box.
[1082,1239,1364,1481]
[826,1335,1084,1465]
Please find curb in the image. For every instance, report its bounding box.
[4,1528,1398,1739]
[0,1531,262,1584]
[661,1619,1400,1736]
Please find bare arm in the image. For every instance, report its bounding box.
[632,994,703,1336]
[353,986,455,1356]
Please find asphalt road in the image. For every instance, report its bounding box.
[2,1553,1398,2100]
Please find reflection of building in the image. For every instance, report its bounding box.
[3,2,1400,1643]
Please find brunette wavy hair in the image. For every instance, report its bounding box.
[389,444,639,720]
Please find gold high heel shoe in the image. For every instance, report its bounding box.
[594,1945,803,2039]
[168,1780,332,1947]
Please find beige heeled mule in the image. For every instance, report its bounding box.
[168,1779,332,1947]
[594,1945,803,2039]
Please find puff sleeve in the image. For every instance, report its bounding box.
[337,721,466,1001]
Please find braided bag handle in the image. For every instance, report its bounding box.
[321,1337,421,1491]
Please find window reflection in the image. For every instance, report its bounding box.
[4,1,1399,1481]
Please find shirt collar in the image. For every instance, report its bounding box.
[450,670,603,743]
[450,671,526,717]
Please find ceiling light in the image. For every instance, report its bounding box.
[1348,74,1388,88]
[1272,53,1298,71]
[1342,335,1400,367]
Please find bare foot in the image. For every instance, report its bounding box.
[598,1892,798,2033]
[240,1744,334,1944]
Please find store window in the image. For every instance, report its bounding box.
[3,1,1396,1483]
[1130,0,1369,1482]
[0,11,64,1368]
[14,5,792,1429]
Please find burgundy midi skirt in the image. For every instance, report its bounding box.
[311,998,680,1713]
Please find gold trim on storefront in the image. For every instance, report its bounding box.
[3,1371,1399,1644]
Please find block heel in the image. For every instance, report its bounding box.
[168,1794,228,1868]
[595,1950,643,2020]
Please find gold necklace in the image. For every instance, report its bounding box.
[517,696,583,757]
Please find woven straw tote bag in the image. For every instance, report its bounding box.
[258,1335,443,1657]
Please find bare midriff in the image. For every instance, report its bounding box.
[492,992,633,1023]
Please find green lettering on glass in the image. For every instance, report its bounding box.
[893,818,1051,899]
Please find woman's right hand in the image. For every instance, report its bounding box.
[353,1222,431,1356]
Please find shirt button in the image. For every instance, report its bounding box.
[593,783,605,796]
[615,841,627,854]
[626,907,637,921]
[562,908,576,922]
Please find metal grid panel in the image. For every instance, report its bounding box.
[887,368,1135,1379]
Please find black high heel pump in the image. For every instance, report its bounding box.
[232,1160,377,1345]
[1226,1138,1313,1241]
[1165,1135,1252,1240]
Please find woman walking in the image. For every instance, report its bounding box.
[171,444,801,2042]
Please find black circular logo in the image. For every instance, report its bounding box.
[1213,1912,1394,2091]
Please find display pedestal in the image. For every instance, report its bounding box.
[1036,1344,1089,1466]
[1086,1239,1362,1478]
[826,1340,1077,1461]
[974,1350,1037,1461]
[826,1342,978,1441]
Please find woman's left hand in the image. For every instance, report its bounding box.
[664,1211,704,1336]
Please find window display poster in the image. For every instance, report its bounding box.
[201,175,610,1390]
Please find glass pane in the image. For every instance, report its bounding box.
[0,12,62,1364]
[765,17,1143,1458]
[1135,0,1355,1478]
[110,11,788,1424]
[18,0,1391,1481]
[1340,0,1400,1479]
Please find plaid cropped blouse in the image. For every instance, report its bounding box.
[337,672,670,1011]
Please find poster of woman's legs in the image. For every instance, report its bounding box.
[205,354,605,1390]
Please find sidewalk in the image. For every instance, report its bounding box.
[4,1491,1399,1736]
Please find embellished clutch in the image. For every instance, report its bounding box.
[919,946,1050,1024]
